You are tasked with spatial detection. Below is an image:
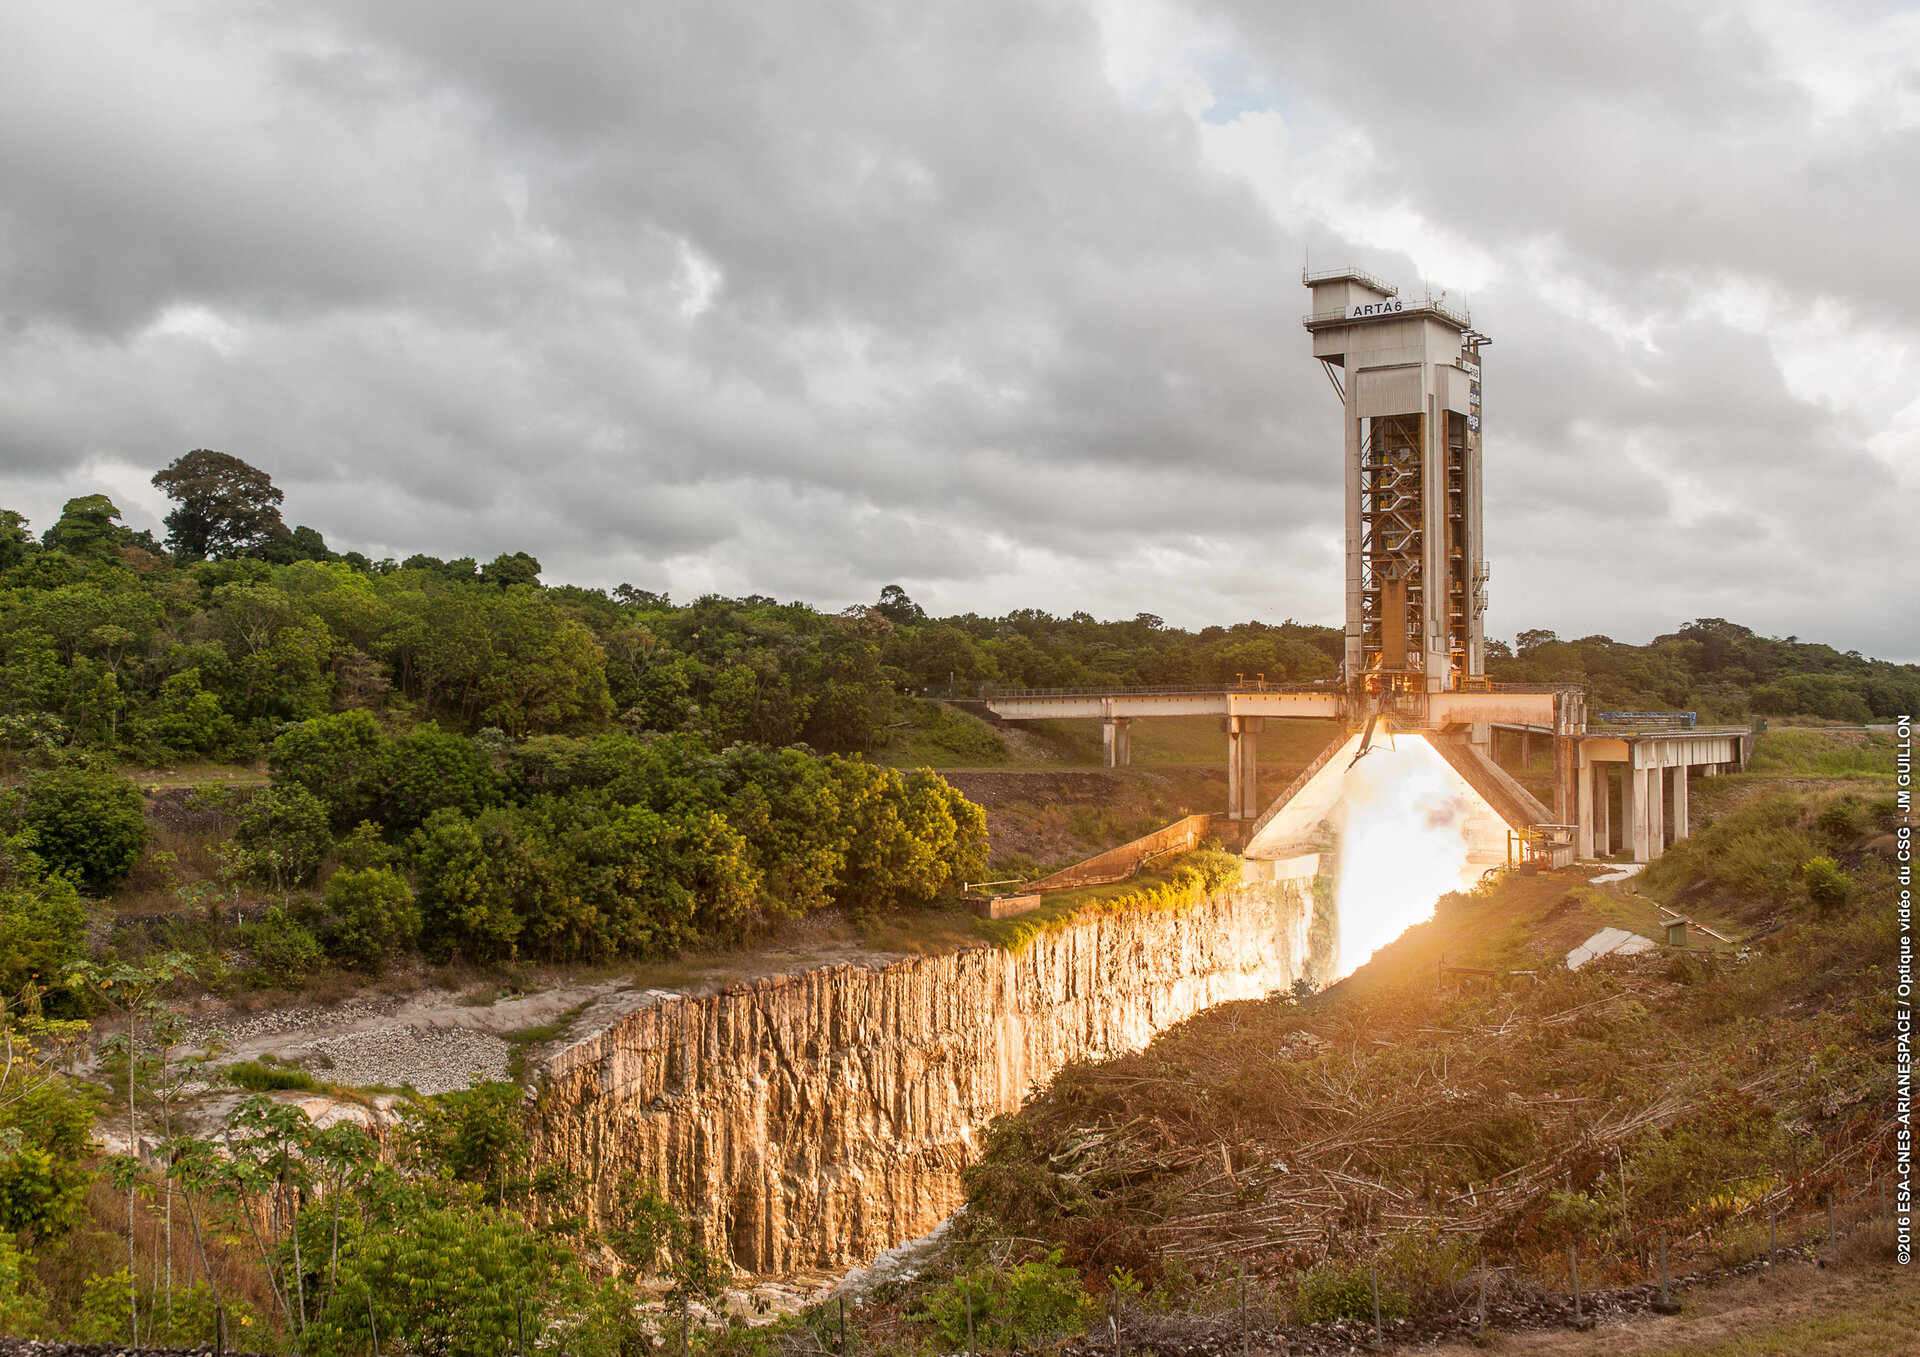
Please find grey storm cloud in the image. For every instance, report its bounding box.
[0,0,1913,656]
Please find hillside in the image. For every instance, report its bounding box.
[833,729,1909,1353]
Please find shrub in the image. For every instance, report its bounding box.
[18,766,149,890]
[0,840,86,1000]
[0,1070,98,1239]
[238,906,323,986]
[397,1082,528,1193]
[920,1250,1092,1349]
[230,783,332,891]
[1803,856,1853,913]
[1291,1261,1409,1325]
[902,700,1009,762]
[0,1232,47,1336]
[323,866,420,968]
[226,1059,319,1092]
[1815,801,1864,849]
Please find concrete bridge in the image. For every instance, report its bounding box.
[978,683,1750,868]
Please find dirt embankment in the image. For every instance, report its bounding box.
[940,767,1226,867]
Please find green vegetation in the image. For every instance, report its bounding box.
[224,1059,320,1093]
[918,1250,1093,1349]
[0,446,1913,1352]
[1494,621,1918,722]
[2,1008,691,1352]
[16,766,149,890]
[1743,728,1899,777]
[0,835,87,1004]
[974,846,1243,951]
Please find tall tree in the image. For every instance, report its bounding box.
[0,510,36,570]
[41,495,126,559]
[150,450,288,560]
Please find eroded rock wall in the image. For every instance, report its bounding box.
[535,883,1313,1275]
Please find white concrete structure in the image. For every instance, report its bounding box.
[1576,727,1748,863]
[1303,269,1487,693]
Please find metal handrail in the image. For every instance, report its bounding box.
[942,678,1580,701]
[968,681,1341,699]
[1302,266,1399,295]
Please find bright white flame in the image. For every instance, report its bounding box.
[1330,734,1480,978]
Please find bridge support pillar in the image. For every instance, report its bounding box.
[1673,762,1689,841]
[1226,716,1262,818]
[1102,717,1132,768]
[1626,763,1647,862]
[1576,756,1595,859]
[1648,765,1666,859]
[1595,763,1613,855]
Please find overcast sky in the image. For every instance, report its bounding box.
[1,1,1915,658]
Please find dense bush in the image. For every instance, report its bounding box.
[1291,1262,1410,1324]
[919,1250,1092,1349]
[238,906,324,986]
[230,783,332,891]
[270,715,502,834]
[16,767,148,890]
[1802,855,1853,912]
[322,866,420,968]
[0,837,87,1002]
[0,1067,97,1240]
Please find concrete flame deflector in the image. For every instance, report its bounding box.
[1426,737,1555,832]
[1239,730,1554,865]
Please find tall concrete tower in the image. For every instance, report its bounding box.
[1303,270,1488,695]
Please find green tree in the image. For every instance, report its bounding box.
[0,836,87,1001]
[480,551,541,588]
[397,1082,528,1198]
[41,494,129,559]
[379,724,502,832]
[269,709,388,830]
[141,668,236,756]
[18,765,150,890]
[322,866,419,969]
[315,1205,572,1357]
[260,523,335,564]
[0,509,33,571]
[230,784,332,893]
[151,449,289,560]
[838,763,987,914]
[408,809,524,962]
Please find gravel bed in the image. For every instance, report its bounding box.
[305,1024,512,1093]
[184,997,393,1046]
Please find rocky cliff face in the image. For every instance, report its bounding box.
[535,883,1314,1275]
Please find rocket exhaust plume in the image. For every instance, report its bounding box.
[1328,734,1479,978]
